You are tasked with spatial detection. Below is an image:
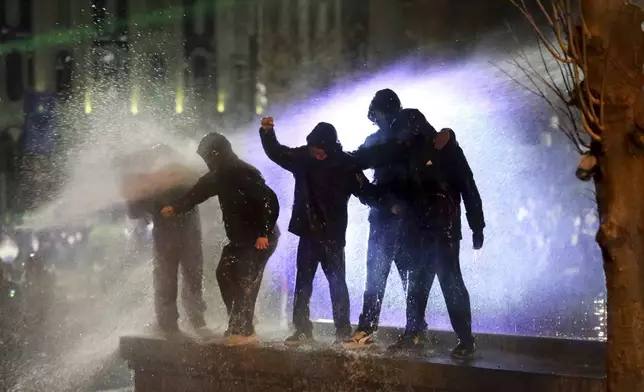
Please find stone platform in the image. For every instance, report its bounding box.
[120,325,606,392]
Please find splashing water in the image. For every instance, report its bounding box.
[10,42,603,391]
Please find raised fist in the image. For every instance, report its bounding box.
[261,117,274,130]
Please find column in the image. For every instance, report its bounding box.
[32,0,56,92]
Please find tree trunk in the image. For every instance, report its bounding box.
[594,112,644,392]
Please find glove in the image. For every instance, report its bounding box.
[472,231,484,250]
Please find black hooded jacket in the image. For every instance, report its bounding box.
[351,109,485,241]
[171,135,279,247]
[260,123,382,246]
[352,120,411,223]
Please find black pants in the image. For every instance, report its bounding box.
[153,234,206,330]
[217,232,279,336]
[403,235,473,341]
[292,237,351,336]
[357,218,415,333]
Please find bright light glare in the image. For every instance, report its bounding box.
[175,87,184,114]
[131,85,140,114]
[0,234,19,263]
[84,89,92,114]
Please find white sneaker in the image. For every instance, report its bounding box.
[225,334,259,346]
[342,330,375,349]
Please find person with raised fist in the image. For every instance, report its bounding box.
[259,116,384,346]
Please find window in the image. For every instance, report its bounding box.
[57,0,70,28]
[92,0,107,32]
[193,55,207,80]
[56,51,73,94]
[116,0,128,36]
[5,52,23,101]
[27,55,34,90]
[19,0,32,32]
[150,54,166,82]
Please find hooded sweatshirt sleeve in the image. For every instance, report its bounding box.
[349,140,408,170]
[348,167,397,210]
[259,127,298,172]
[171,171,220,214]
[444,130,485,232]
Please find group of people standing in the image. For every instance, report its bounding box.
[123,88,485,359]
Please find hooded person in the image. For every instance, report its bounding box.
[351,108,485,357]
[342,88,424,349]
[119,144,206,336]
[161,132,280,346]
[259,117,385,346]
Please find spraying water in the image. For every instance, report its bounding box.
[9,41,603,391]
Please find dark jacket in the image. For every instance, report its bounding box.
[260,126,381,246]
[351,113,485,241]
[352,122,411,223]
[402,128,484,240]
[171,160,280,247]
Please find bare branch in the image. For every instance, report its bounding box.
[508,0,575,63]
[580,110,603,141]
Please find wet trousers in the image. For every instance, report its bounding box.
[357,218,417,333]
[153,236,206,330]
[292,237,351,336]
[217,233,278,336]
[403,235,473,341]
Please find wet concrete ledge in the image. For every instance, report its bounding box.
[120,328,606,392]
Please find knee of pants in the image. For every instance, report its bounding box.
[326,272,348,290]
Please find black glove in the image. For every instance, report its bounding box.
[472,231,484,250]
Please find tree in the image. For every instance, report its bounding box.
[507,1,644,391]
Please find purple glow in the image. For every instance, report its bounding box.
[238,58,604,339]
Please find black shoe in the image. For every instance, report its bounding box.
[451,339,476,359]
[388,333,426,350]
[284,331,313,346]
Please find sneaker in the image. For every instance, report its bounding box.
[451,339,476,359]
[342,330,375,349]
[225,334,259,346]
[388,333,425,350]
[284,331,313,346]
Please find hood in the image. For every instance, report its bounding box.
[306,122,343,154]
[368,88,402,123]
[392,108,437,142]
[197,132,238,169]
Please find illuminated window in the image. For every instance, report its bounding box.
[5,52,24,102]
